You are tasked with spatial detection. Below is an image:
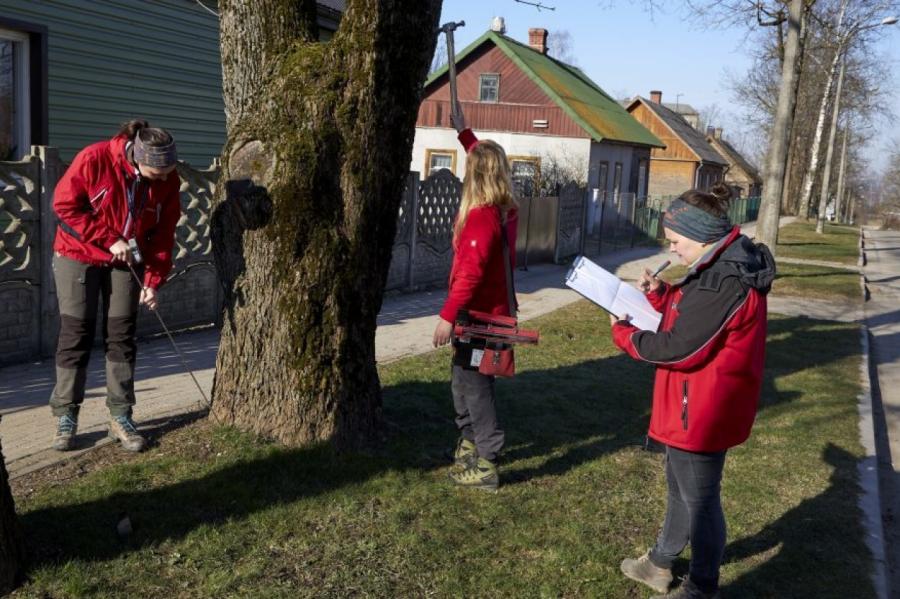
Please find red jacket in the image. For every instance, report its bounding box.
[439,205,518,323]
[53,135,182,289]
[611,227,776,452]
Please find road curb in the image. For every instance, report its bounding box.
[858,325,891,599]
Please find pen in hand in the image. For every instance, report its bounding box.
[641,260,671,291]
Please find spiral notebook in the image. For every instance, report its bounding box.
[565,255,662,332]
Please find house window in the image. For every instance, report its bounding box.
[598,162,609,196]
[424,148,457,176]
[509,156,540,197]
[637,160,648,199]
[479,74,499,103]
[612,162,623,197]
[0,27,30,160]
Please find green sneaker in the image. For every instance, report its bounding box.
[449,457,499,491]
[452,437,478,469]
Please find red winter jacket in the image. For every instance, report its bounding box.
[53,135,182,289]
[439,128,518,322]
[611,227,776,452]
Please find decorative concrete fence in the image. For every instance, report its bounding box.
[0,147,220,367]
[0,151,591,367]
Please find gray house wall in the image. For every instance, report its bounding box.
[1,0,225,167]
[588,141,636,196]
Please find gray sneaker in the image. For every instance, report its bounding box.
[52,414,78,451]
[108,415,146,452]
[621,550,673,594]
[650,577,721,599]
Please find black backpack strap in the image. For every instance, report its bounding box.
[499,213,517,318]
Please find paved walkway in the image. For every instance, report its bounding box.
[0,216,827,480]
[861,228,900,597]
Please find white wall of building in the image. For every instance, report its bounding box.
[410,126,591,180]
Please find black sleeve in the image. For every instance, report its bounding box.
[629,272,748,368]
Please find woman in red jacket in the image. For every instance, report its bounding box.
[432,123,518,492]
[50,119,181,453]
[611,184,775,599]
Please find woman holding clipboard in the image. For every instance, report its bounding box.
[610,184,775,599]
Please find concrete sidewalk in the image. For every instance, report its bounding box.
[861,228,900,597]
[0,216,816,479]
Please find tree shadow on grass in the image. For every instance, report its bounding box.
[18,317,861,573]
[722,444,875,598]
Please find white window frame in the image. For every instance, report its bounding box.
[479,73,500,103]
[0,27,31,160]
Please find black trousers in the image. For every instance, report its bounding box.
[49,254,141,418]
[649,444,727,593]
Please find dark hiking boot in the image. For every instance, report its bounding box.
[108,415,146,452]
[52,414,78,451]
[621,550,673,594]
[651,577,721,599]
[452,437,478,469]
[449,457,499,491]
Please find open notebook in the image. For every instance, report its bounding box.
[565,256,662,332]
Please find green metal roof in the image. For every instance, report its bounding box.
[427,31,664,148]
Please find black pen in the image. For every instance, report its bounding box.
[642,260,671,291]
[651,260,671,279]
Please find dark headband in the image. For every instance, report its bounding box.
[133,131,177,168]
[663,197,732,243]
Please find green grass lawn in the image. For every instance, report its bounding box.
[11,302,868,598]
[776,221,860,265]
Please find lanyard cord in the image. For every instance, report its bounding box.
[124,261,211,412]
[122,172,150,239]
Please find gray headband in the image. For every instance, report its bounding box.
[133,132,177,168]
[663,197,732,243]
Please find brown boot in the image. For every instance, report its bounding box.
[108,415,146,452]
[620,550,673,594]
[651,577,721,599]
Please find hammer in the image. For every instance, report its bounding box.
[438,20,465,127]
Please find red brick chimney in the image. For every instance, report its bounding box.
[528,28,548,54]
[649,90,662,104]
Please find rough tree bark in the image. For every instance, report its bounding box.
[0,435,25,593]
[209,0,442,449]
[757,0,806,252]
[835,126,849,222]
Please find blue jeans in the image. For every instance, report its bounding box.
[649,444,727,593]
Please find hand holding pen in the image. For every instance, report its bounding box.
[639,260,670,293]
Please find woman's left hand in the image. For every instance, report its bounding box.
[433,317,454,347]
[140,286,158,311]
[609,313,630,327]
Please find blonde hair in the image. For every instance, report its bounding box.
[454,139,517,240]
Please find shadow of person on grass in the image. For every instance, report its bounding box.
[19,316,860,571]
[721,443,875,598]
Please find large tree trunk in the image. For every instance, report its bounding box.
[815,56,845,234]
[796,0,847,221]
[0,435,25,593]
[757,0,805,251]
[209,0,442,449]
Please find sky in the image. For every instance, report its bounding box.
[438,0,900,171]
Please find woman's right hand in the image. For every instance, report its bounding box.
[109,239,132,264]
[639,268,662,293]
[450,107,466,134]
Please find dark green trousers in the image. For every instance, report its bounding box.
[49,254,142,418]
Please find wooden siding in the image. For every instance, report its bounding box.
[418,44,588,138]
[629,103,696,162]
[647,160,695,198]
[1,0,224,166]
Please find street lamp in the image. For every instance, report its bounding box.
[815,14,898,232]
